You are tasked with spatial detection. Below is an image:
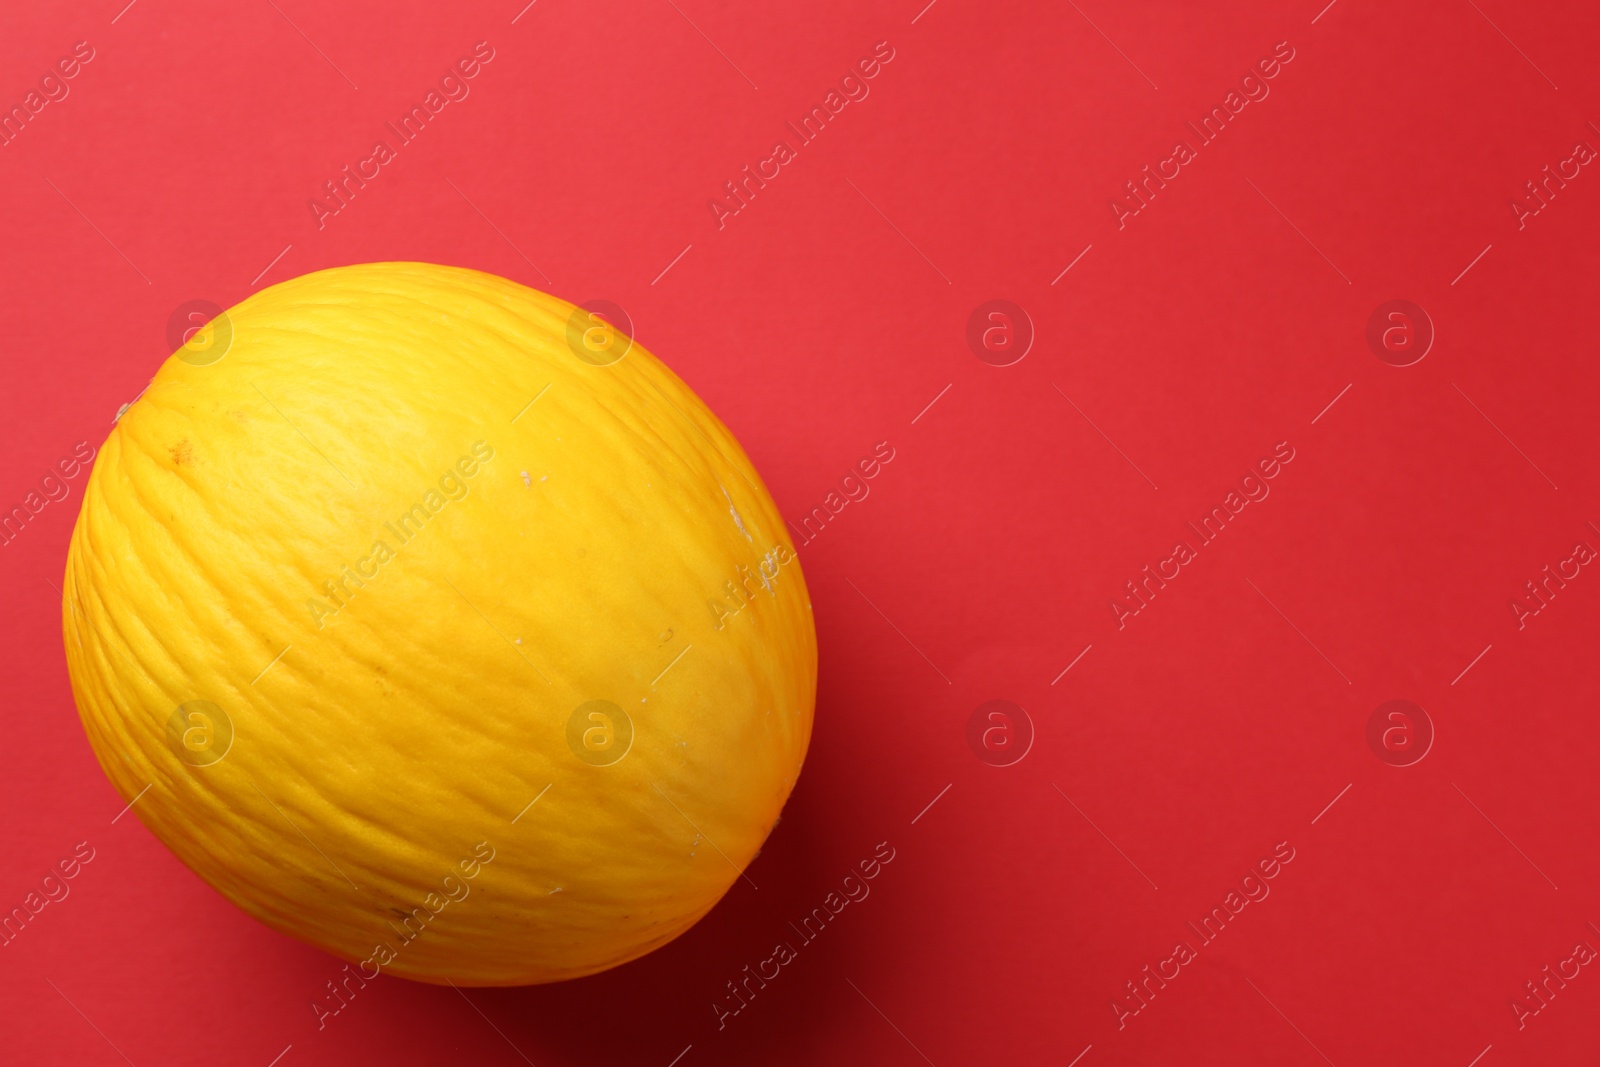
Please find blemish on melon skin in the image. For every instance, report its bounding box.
[720,483,751,541]
[169,440,194,465]
[520,470,531,486]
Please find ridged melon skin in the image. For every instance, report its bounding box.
[62,262,815,985]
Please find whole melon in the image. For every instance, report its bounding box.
[62,262,815,986]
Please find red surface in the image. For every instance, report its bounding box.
[4,1,1600,1064]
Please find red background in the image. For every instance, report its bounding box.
[4,0,1600,1064]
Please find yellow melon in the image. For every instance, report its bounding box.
[62,262,815,985]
